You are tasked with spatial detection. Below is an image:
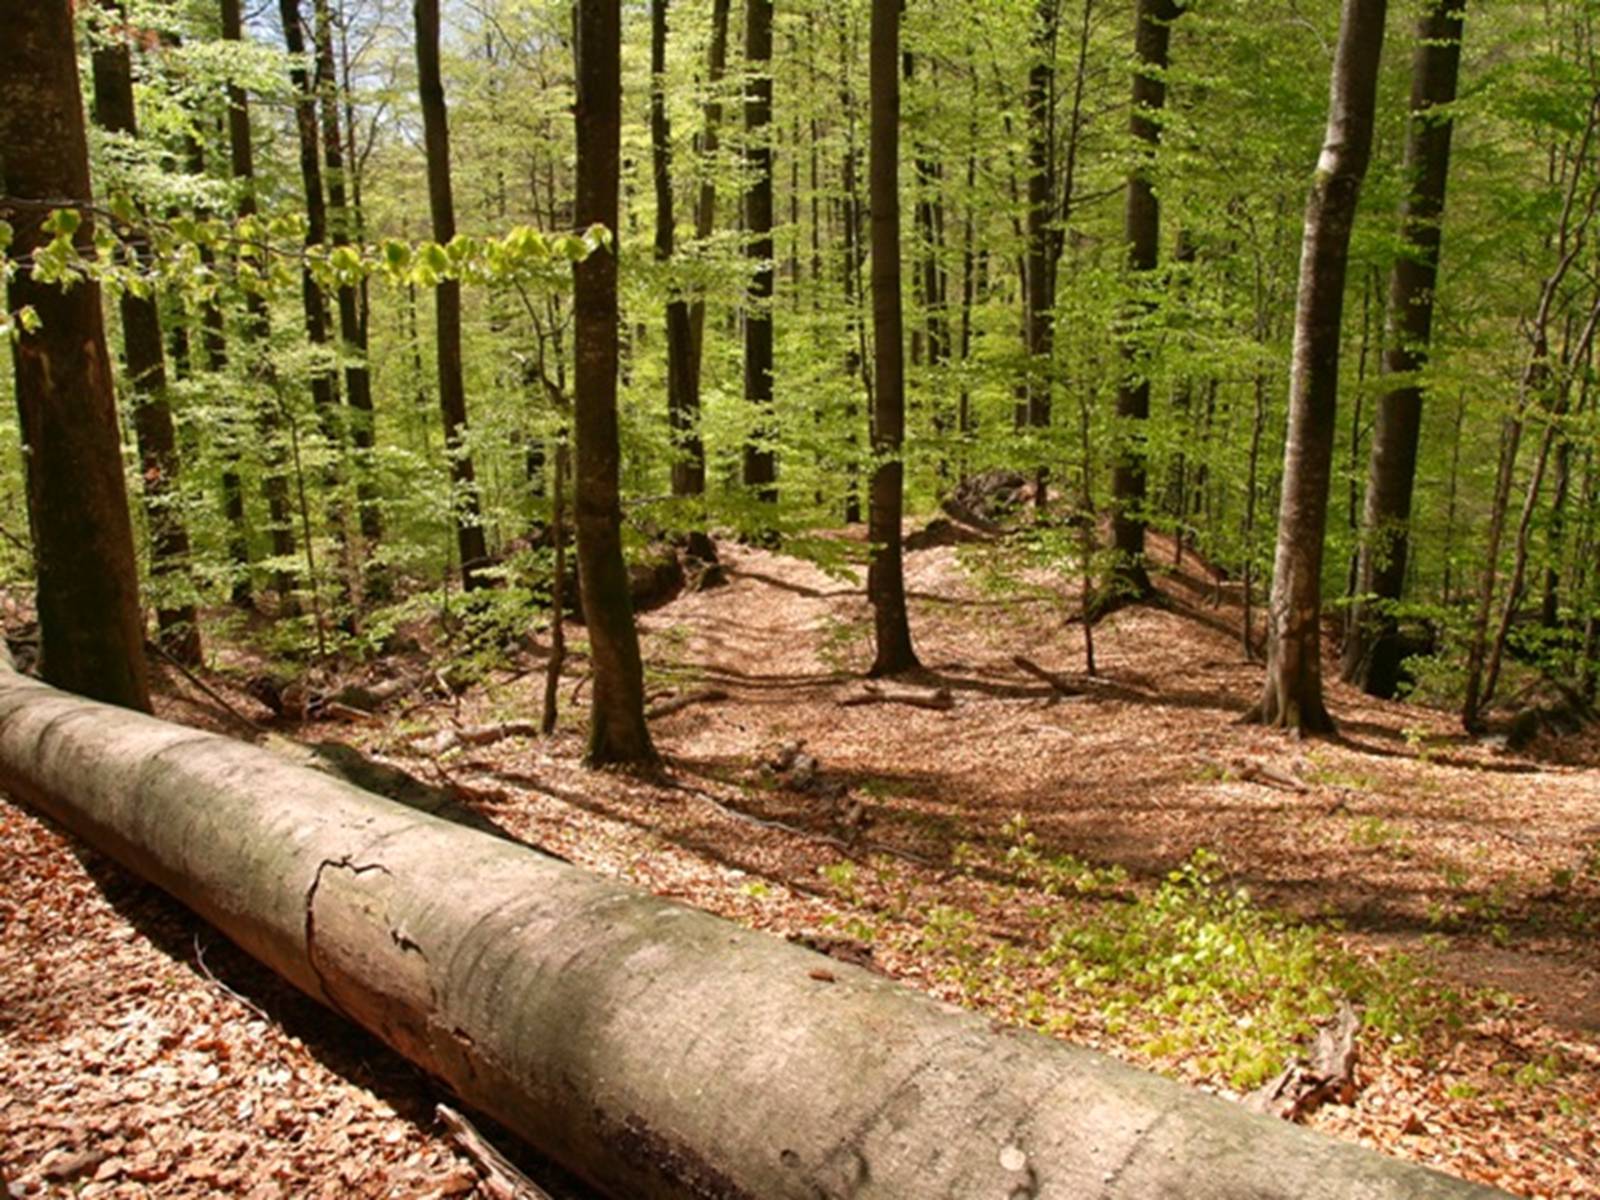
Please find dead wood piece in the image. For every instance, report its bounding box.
[1225,758,1310,794]
[321,700,380,725]
[412,721,544,757]
[1245,1001,1362,1122]
[436,1104,552,1200]
[145,640,267,736]
[645,687,729,720]
[839,683,955,711]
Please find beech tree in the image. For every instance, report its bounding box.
[573,0,655,765]
[90,0,202,666]
[867,0,918,677]
[0,2,150,711]
[1342,0,1466,698]
[742,0,778,521]
[1109,0,1183,600]
[1247,0,1389,733]
[416,0,490,591]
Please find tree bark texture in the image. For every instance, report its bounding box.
[1020,0,1059,511]
[278,0,344,456]
[688,0,731,403]
[316,0,383,555]
[742,0,778,512]
[1250,0,1389,734]
[652,0,702,501]
[415,0,489,591]
[0,659,1510,1200]
[1109,0,1182,599]
[867,0,918,677]
[90,1,203,666]
[573,0,657,766]
[222,0,297,603]
[1342,0,1465,698]
[0,3,151,712]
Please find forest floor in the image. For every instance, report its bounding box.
[3,528,1600,1198]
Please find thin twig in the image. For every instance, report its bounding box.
[145,640,267,736]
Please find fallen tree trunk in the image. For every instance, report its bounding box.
[0,660,1505,1200]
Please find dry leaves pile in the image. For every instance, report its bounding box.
[5,531,1600,1198]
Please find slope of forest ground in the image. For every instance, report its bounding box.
[4,530,1600,1199]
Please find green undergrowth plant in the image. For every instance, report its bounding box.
[906,838,1484,1093]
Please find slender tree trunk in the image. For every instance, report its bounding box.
[316,0,384,581]
[90,2,202,666]
[687,0,730,405]
[867,0,918,677]
[1110,0,1182,599]
[279,1,345,467]
[1,4,151,711]
[573,0,656,765]
[841,15,868,525]
[741,0,778,520]
[653,0,702,503]
[1021,0,1059,506]
[1247,0,1389,734]
[541,437,568,736]
[416,0,490,592]
[1342,0,1466,697]
[222,0,297,606]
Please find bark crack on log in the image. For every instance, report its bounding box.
[303,855,393,1009]
[1101,1102,1173,1194]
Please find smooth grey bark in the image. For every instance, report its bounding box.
[867,0,918,677]
[1246,0,1389,734]
[1342,0,1466,698]
[0,657,1510,1200]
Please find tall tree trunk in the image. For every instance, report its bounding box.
[840,14,868,525]
[573,0,657,766]
[867,0,918,678]
[1,4,151,711]
[653,0,702,503]
[1341,0,1466,697]
[687,0,730,406]
[90,1,203,667]
[1110,0,1181,599]
[1247,0,1389,734]
[1021,0,1059,506]
[316,0,384,577]
[279,1,345,468]
[221,0,298,605]
[742,0,778,519]
[415,0,490,591]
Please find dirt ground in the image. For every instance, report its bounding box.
[3,531,1598,1198]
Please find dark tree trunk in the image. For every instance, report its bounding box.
[573,0,657,766]
[316,0,384,570]
[867,0,918,678]
[279,0,345,464]
[1247,0,1389,734]
[415,0,490,591]
[742,0,778,518]
[1,4,151,711]
[840,14,868,525]
[1109,0,1182,599]
[1341,0,1465,697]
[687,0,730,413]
[90,2,203,667]
[222,0,296,605]
[652,0,702,501]
[1021,0,1058,506]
